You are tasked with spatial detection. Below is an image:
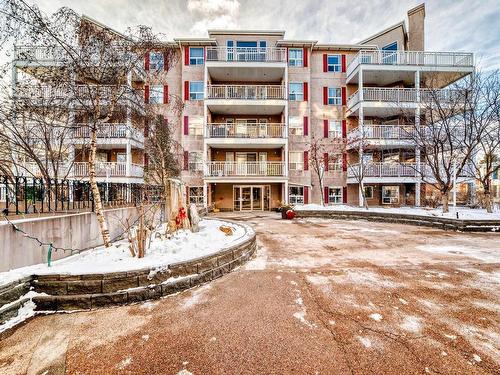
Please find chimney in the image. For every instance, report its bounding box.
[407,3,425,51]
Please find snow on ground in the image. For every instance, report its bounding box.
[416,245,499,263]
[0,219,252,287]
[0,291,47,333]
[293,204,500,220]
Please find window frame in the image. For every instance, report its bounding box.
[328,87,342,105]
[189,186,204,206]
[188,116,204,136]
[149,51,164,71]
[289,116,303,136]
[289,186,304,205]
[328,120,342,138]
[149,84,163,104]
[288,48,303,67]
[327,54,341,72]
[382,185,399,204]
[189,47,204,65]
[364,186,374,199]
[289,151,304,171]
[328,187,343,204]
[189,81,204,100]
[188,152,203,172]
[289,82,304,101]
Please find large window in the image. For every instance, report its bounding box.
[328,187,342,204]
[327,155,342,171]
[328,88,341,105]
[289,152,304,171]
[289,83,304,101]
[189,47,204,65]
[189,116,203,136]
[364,186,374,199]
[327,54,341,72]
[382,186,399,204]
[329,120,342,138]
[188,152,203,172]
[289,186,304,204]
[189,186,204,205]
[289,117,303,136]
[289,48,303,67]
[149,85,163,104]
[149,52,164,71]
[189,81,204,100]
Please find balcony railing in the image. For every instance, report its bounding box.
[72,123,144,143]
[206,123,286,139]
[205,161,285,177]
[206,85,286,100]
[206,47,287,63]
[15,46,66,62]
[348,162,420,178]
[348,125,415,142]
[347,88,462,108]
[73,162,144,178]
[347,50,474,76]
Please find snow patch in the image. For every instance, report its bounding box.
[141,334,149,341]
[400,316,422,333]
[181,284,211,310]
[473,354,481,362]
[369,313,383,322]
[358,336,372,348]
[117,357,132,369]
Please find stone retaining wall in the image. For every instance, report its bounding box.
[294,210,500,232]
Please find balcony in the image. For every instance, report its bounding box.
[205,122,286,148]
[347,50,474,86]
[72,123,144,146]
[205,85,286,115]
[204,161,286,179]
[206,47,286,83]
[347,125,415,149]
[73,162,144,179]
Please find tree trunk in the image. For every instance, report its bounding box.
[484,190,493,213]
[441,191,450,213]
[89,126,111,247]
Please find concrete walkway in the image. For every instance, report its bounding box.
[1,212,499,374]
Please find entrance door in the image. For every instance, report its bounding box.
[233,185,268,211]
[241,187,252,210]
[252,187,262,210]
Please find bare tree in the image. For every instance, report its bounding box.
[345,126,370,209]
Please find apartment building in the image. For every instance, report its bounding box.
[11,3,475,211]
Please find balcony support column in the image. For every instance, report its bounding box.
[358,68,364,207]
[415,70,421,207]
[203,181,208,208]
[284,180,289,204]
[126,141,132,177]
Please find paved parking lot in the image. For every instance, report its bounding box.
[1,212,499,374]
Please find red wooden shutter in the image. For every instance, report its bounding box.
[183,116,189,135]
[341,54,346,73]
[304,186,309,204]
[184,46,189,66]
[163,51,168,71]
[144,85,149,104]
[183,151,189,170]
[303,116,309,136]
[303,47,308,67]
[144,52,150,71]
[323,53,328,72]
[303,151,309,171]
[144,153,149,167]
[286,48,289,62]
[323,153,329,171]
[324,187,329,205]
[342,87,347,106]
[184,81,189,101]
[303,82,308,101]
[163,85,169,104]
[342,120,347,138]
[342,153,347,171]
[323,86,328,105]
[343,186,348,203]
[323,119,329,138]
[144,119,149,137]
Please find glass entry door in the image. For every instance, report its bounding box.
[241,187,252,211]
[233,185,268,211]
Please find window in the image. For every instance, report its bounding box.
[382,42,398,64]
[289,152,304,171]
[189,116,203,136]
[188,152,203,172]
[382,186,399,204]
[327,156,342,171]
[329,120,342,138]
[328,187,342,204]
[189,47,204,65]
[149,85,163,104]
[289,117,303,135]
[189,81,204,100]
[289,83,304,101]
[189,186,204,205]
[327,54,341,72]
[289,48,303,67]
[149,52,164,70]
[364,186,374,199]
[289,186,304,204]
[328,88,341,105]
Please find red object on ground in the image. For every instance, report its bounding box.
[286,210,296,220]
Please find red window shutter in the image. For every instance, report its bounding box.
[163,52,169,71]
[303,47,308,67]
[144,153,149,167]
[144,85,149,104]
[303,151,309,171]
[303,116,309,136]
[163,117,168,127]
[324,187,329,205]
[144,119,149,137]
[183,116,189,135]
[341,54,346,73]
[342,87,347,106]
[304,186,309,204]
[286,48,289,62]
[323,153,329,171]
[144,52,150,71]
[323,86,328,105]
[323,53,328,72]
[184,81,189,101]
[163,85,169,104]
[342,153,347,171]
[343,186,348,203]
[303,82,308,101]
[184,46,189,66]
[342,120,347,138]
[183,151,188,170]
[324,119,329,138]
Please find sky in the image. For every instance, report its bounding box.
[22,0,500,70]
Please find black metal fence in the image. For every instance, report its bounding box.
[0,175,163,216]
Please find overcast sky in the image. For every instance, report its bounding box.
[29,0,500,70]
